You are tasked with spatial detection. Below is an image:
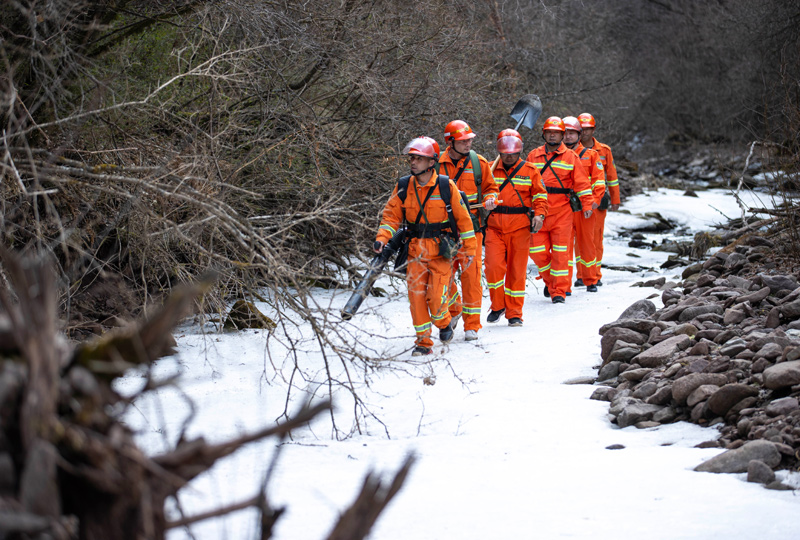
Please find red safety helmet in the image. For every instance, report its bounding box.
[418,136,440,159]
[402,137,438,159]
[578,113,596,129]
[562,116,582,132]
[542,116,565,132]
[497,131,523,154]
[444,120,476,143]
[497,128,523,141]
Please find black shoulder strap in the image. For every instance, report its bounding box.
[397,174,412,202]
[579,148,588,159]
[437,175,461,240]
[542,153,567,190]
[497,161,526,194]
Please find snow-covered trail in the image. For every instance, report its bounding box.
[117,188,800,540]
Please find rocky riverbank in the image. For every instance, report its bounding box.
[591,227,800,485]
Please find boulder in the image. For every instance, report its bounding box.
[781,299,800,320]
[706,384,759,416]
[687,384,720,407]
[616,402,665,428]
[734,286,771,305]
[631,335,692,368]
[618,300,657,321]
[746,460,776,485]
[756,274,800,294]
[678,304,724,322]
[762,360,800,390]
[601,327,648,361]
[599,318,658,336]
[765,397,799,417]
[694,440,781,473]
[672,373,729,405]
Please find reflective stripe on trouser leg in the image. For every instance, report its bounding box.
[575,210,599,285]
[485,228,508,313]
[568,220,577,285]
[595,208,607,280]
[530,229,553,291]
[501,227,531,319]
[407,254,453,348]
[456,231,484,331]
[546,209,573,297]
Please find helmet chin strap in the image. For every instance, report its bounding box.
[449,143,469,159]
[565,140,578,149]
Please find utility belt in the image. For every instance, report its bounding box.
[492,206,531,215]
[546,186,572,195]
[406,222,452,239]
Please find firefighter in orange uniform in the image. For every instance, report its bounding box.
[577,113,619,287]
[374,137,477,356]
[563,116,605,293]
[526,117,594,304]
[438,120,499,341]
[484,129,548,326]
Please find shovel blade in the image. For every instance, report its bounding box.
[510,94,542,131]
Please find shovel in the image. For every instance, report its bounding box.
[490,94,542,172]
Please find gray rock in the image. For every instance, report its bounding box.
[755,342,783,360]
[687,384,720,407]
[618,299,657,321]
[632,381,659,400]
[786,347,800,362]
[609,396,640,417]
[765,480,794,491]
[597,361,621,382]
[723,308,746,326]
[756,274,800,294]
[694,440,781,473]
[599,318,658,336]
[632,334,692,368]
[762,360,800,389]
[672,373,729,404]
[727,275,754,290]
[646,385,673,406]
[682,263,703,279]
[601,327,648,361]
[679,304,724,322]
[652,406,677,423]
[746,460,776,484]
[781,299,800,320]
[687,340,710,356]
[720,337,748,357]
[590,386,616,402]
[706,384,759,416]
[617,402,665,428]
[621,367,652,382]
[607,342,642,363]
[563,376,596,385]
[765,397,799,417]
[734,286,771,305]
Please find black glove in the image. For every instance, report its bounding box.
[373,240,384,253]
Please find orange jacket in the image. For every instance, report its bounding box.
[573,142,606,205]
[487,159,548,233]
[526,143,593,212]
[376,172,477,258]
[438,152,500,217]
[589,138,619,205]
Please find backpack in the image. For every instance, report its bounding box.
[393,173,470,270]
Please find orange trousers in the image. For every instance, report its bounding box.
[530,205,572,299]
[593,208,607,281]
[570,210,599,287]
[407,251,454,348]
[485,227,530,320]
[447,232,484,332]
